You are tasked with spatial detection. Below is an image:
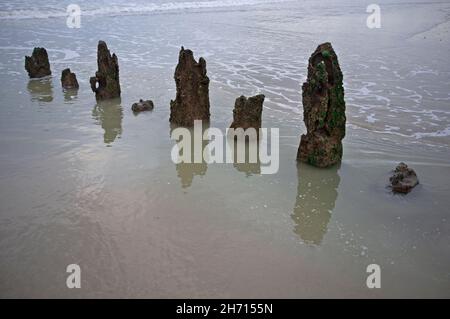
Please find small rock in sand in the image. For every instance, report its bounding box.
[132,99,154,113]
[389,162,419,194]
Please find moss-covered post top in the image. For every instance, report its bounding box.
[297,42,346,168]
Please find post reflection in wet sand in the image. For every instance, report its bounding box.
[292,162,341,245]
[27,77,53,102]
[171,122,209,189]
[92,98,123,145]
[226,134,261,176]
[63,87,78,102]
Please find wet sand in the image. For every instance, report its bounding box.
[0,0,449,298]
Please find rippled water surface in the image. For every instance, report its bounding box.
[0,0,449,298]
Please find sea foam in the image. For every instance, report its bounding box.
[0,0,291,20]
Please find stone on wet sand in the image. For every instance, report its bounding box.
[132,99,154,113]
[61,68,79,89]
[390,162,419,194]
[90,41,121,100]
[169,47,210,126]
[297,42,346,168]
[230,94,265,130]
[25,47,51,78]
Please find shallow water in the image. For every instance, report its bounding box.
[0,0,449,298]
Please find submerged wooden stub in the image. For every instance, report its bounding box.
[169,47,210,126]
[25,47,51,78]
[90,41,121,100]
[297,42,346,168]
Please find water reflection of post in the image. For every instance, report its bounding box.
[27,78,53,102]
[63,87,78,102]
[92,98,123,145]
[292,162,340,245]
[226,133,261,177]
[171,122,209,189]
